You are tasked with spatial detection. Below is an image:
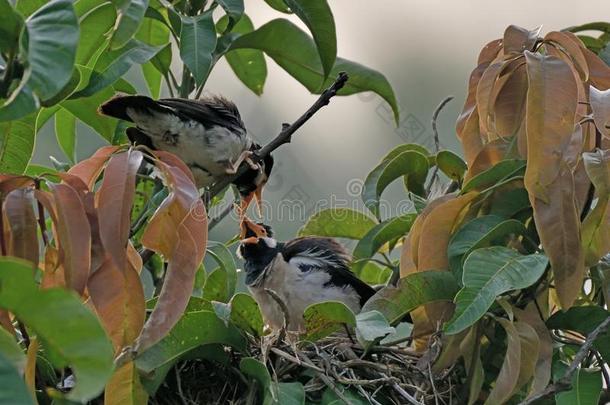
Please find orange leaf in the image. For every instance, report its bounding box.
[49,183,92,295]
[68,145,121,190]
[25,337,38,398]
[492,63,528,142]
[135,153,208,352]
[417,192,478,271]
[4,189,38,266]
[484,318,521,405]
[524,51,578,199]
[530,167,584,309]
[96,149,143,273]
[88,257,145,351]
[104,360,148,405]
[41,245,64,289]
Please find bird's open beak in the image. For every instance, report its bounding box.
[238,183,265,219]
[239,216,267,244]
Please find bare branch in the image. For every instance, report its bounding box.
[519,315,610,405]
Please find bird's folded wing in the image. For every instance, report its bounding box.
[158,97,245,132]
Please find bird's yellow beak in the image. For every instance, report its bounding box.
[239,216,268,244]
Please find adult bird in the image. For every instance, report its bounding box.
[99,95,273,215]
[237,217,376,331]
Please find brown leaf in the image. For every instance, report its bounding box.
[514,302,553,399]
[49,183,92,295]
[459,326,484,405]
[0,176,34,194]
[478,39,504,65]
[582,149,610,266]
[503,25,540,54]
[0,310,13,335]
[41,246,64,289]
[25,337,38,398]
[465,139,511,181]
[583,48,610,90]
[484,318,521,405]
[492,63,528,141]
[524,51,578,199]
[68,145,121,190]
[104,361,148,405]
[530,167,584,309]
[544,32,589,82]
[512,321,540,395]
[96,150,143,273]
[135,152,208,352]
[590,86,610,139]
[4,189,38,265]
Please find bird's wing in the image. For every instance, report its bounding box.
[282,237,375,305]
[158,97,246,133]
[99,95,173,122]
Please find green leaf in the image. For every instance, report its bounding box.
[0,352,35,405]
[357,261,392,284]
[436,150,467,182]
[0,114,36,174]
[230,19,399,124]
[445,247,548,335]
[555,369,602,405]
[362,271,459,324]
[0,258,114,402]
[263,0,291,13]
[219,15,267,95]
[216,0,244,22]
[462,160,526,193]
[547,306,610,363]
[206,241,237,301]
[298,208,376,239]
[0,80,40,122]
[283,0,336,79]
[136,310,246,373]
[303,301,356,341]
[150,43,172,75]
[0,328,25,374]
[110,0,149,50]
[40,67,82,106]
[179,11,217,86]
[241,357,301,404]
[25,0,79,101]
[54,107,77,163]
[362,150,429,218]
[353,213,416,260]
[76,2,116,65]
[266,382,305,405]
[448,216,526,283]
[60,85,119,142]
[0,0,24,54]
[383,143,431,160]
[72,39,164,98]
[15,0,46,17]
[136,14,170,98]
[229,293,264,337]
[355,310,394,348]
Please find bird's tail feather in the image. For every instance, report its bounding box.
[98,95,168,122]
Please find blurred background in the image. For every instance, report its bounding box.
[33,0,608,242]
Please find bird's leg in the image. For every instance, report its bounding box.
[226,150,258,174]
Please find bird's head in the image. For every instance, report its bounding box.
[235,146,274,218]
[237,216,277,261]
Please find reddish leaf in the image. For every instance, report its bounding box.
[135,153,208,352]
[68,145,121,190]
[41,245,64,289]
[96,150,143,273]
[583,47,610,90]
[530,167,584,309]
[49,183,92,295]
[492,63,528,142]
[0,176,34,194]
[104,361,148,404]
[4,189,38,265]
[524,51,578,199]
[544,31,589,81]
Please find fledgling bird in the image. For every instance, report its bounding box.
[99,95,273,215]
[237,217,376,331]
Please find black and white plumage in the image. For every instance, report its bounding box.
[237,218,376,331]
[99,95,273,212]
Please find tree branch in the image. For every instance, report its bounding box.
[205,72,349,199]
[425,96,454,196]
[519,315,610,405]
